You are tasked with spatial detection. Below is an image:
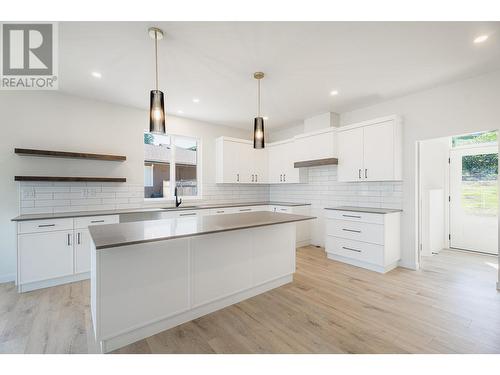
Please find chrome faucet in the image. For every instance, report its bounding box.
[175,187,182,207]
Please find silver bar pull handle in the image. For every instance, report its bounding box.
[239,208,252,212]
[216,210,225,214]
[180,212,197,217]
[358,169,361,179]
[365,169,367,179]
[38,224,55,228]
[255,174,258,182]
[236,173,239,182]
[91,219,105,223]
[342,228,361,233]
[67,233,72,246]
[283,174,286,182]
[342,214,361,219]
[342,246,361,253]
[77,232,81,245]
[280,174,282,182]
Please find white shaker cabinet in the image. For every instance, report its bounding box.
[338,115,402,182]
[215,137,267,183]
[267,140,307,184]
[18,230,74,285]
[294,127,337,163]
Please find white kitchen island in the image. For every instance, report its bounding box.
[88,211,314,353]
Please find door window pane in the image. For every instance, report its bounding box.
[461,153,498,215]
[452,131,497,148]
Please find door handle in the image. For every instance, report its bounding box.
[251,174,255,182]
[38,224,55,228]
[255,174,258,182]
[359,169,361,179]
[283,174,286,182]
[342,228,361,233]
[91,219,105,223]
[180,212,197,217]
[77,232,81,245]
[365,169,367,179]
[239,208,252,212]
[280,174,282,182]
[342,214,361,219]
[342,246,361,253]
[236,173,239,182]
[67,233,72,246]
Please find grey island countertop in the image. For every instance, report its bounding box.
[324,206,402,214]
[11,201,310,222]
[89,211,316,250]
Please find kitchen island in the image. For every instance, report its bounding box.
[89,211,315,353]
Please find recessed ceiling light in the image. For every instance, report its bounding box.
[192,98,200,103]
[91,71,102,79]
[474,34,489,44]
[263,116,269,120]
[330,90,339,96]
[177,110,184,114]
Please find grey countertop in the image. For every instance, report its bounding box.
[89,211,316,250]
[324,206,403,214]
[11,201,310,222]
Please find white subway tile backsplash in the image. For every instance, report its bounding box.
[34,192,53,200]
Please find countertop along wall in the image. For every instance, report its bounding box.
[0,91,263,283]
[339,69,500,270]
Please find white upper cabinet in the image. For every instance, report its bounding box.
[267,139,307,184]
[338,127,364,181]
[337,115,402,182]
[216,137,268,184]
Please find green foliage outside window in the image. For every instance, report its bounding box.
[452,131,497,147]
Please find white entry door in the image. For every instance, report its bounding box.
[449,146,498,254]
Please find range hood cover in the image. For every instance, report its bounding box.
[294,157,338,168]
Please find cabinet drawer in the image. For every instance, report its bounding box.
[18,218,74,234]
[325,209,384,225]
[74,215,119,229]
[325,236,384,265]
[326,219,384,245]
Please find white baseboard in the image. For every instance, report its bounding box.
[0,273,16,284]
[18,272,89,292]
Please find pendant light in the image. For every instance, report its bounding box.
[148,27,166,134]
[253,72,265,149]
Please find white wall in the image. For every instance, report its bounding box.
[340,69,500,269]
[419,137,450,256]
[0,91,265,282]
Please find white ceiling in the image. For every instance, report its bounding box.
[59,22,500,129]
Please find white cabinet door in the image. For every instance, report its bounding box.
[267,143,283,183]
[338,127,364,182]
[75,228,91,274]
[217,139,240,183]
[363,121,395,181]
[238,143,253,184]
[18,230,74,284]
[252,148,268,183]
[282,140,299,183]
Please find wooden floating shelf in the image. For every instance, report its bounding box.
[294,158,338,168]
[14,148,126,161]
[14,176,127,183]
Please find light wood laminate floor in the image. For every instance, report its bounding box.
[1,246,499,354]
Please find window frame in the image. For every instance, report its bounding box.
[451,130,498,150]
[143,132,202,203]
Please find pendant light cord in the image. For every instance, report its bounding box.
[257,78,261,117]
[154,31,159,92]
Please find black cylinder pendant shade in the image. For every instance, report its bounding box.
[253,116,265,149]
[149,90,165,134]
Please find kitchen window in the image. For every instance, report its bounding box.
[144,132,201,200]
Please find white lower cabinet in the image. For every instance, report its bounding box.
[74,228,91,274]
[17,215,119,292]
[270,205,311,247]
[18,230,74,285]
[324,209,401,273]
